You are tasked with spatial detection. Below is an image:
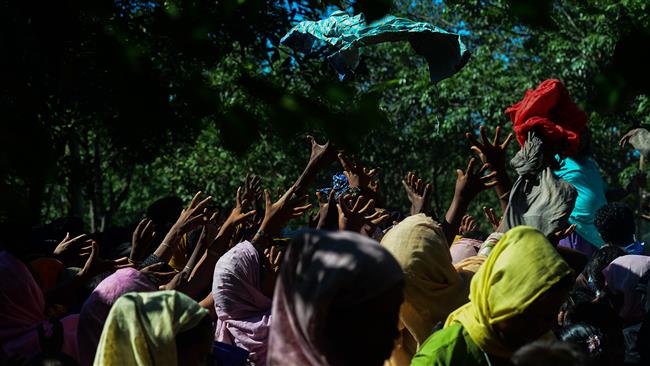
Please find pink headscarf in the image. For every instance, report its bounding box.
[267,230,404,366]
[603,255,650,323]
[450,237,483,264]
[77,267,156,366]
[212,241,272,365]
[0,251,79,362]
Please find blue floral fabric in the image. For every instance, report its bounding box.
[280,11,470,82]
[318,172,350,199]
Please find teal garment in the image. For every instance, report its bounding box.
[411,323,489,366]
[554,156,607,248]
[280,11,470,82]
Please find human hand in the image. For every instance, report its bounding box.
[466,126,514,174]
[140,262,176,284]
[482,206,503,232]
[259,187,312,236]
[77,241,132,280]
[130,219,157,263]
[53,233,93,265]
[402,171,432,216]
[338,195,389,233]
[263,245,284,275]
[337,152,381,197]
[307,135,337,166]
[313,190,339,230]
[459,215,477,235]
[454,158,498,202]
[548,224,576,247]
[162,191,212,245]
[242,174,263,209]
[221,187,256,233]
[619,128,645,148]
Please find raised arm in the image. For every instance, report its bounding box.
[152,191,212,263]
[466,126,514,211]
[442,158,497,245]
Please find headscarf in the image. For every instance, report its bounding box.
[453,255,487,274]
[212,241,272,365]
[445,226,573,358]
[380,214,469,347]
[93,290,208,366]
[450,237,483,264]
[77,267,156,366]
[30,258,65,291]
[0,251,79,362]
[603,255,650,323]
[268,230,404,366]
[505,79,587,156]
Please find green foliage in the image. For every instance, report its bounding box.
[4,0,650,233]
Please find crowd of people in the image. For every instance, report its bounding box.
[2,79,650,366]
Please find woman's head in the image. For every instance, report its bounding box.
[511,340,588,366]
[268,230,404,366]
[380,213,468,345]
[584,245,626,297]
[494,275,573,349]
[603,255,650,323]
[595,203,635,247]
[93,290,210,366]
[559,322,623,366]
[446,226,573,357]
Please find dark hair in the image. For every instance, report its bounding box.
[594,203,635,246]
[511,340,588,366]
[559,322,622,365]
[146,196,184,225]
[585,245,626,297]
[24,352,79,366]
[560,289,595,324]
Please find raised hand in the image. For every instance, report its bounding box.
[222,187,256,231]
[241,174,263,209]
[171,191,213,236]
[313,190,339,230]
[459,215,477,235]
[130,219,157,263]
[263,245,284,274]
[402,171,432,216]
[483,206,503,232]
[466,126,514,172]
[258,187,312,237]
[548,224,576,247]
[467,126,513,210]
[454,158,498,202]
[140,262,176,284]
[77,241,132,280]
[619,128,645,148]
[338,195,389,233]
[53,233,93,265]
[155,191,212,262]
[337,152,381,199]
[307,135,336,165]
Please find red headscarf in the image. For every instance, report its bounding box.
[505,79,587,156]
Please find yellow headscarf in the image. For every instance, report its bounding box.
[94,290,208,366]
[444,226,572,358]
[381,214,470,351]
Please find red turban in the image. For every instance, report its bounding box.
[505,79,587,156]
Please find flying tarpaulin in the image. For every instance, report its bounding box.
[280,11,470,82]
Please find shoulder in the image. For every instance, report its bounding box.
[411,323,481,366]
